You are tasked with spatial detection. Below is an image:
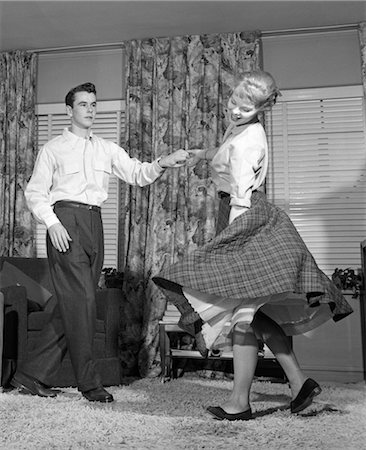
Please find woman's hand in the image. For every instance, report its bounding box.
[159,149,190,168]
[187,149,206,166]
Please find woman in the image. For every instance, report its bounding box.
[153,70,352,420]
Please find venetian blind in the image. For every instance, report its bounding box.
[265,86,366,277]
[35,100,125,268]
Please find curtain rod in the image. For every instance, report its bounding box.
[262,23,358,38]
[34,43,124,54]
[34,23,359,54]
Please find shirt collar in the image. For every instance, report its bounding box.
[224,118,260,140]
[63,128,94,143]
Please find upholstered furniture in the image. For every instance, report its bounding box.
[0,257,122,387]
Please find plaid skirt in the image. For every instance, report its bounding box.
[153,191,353,346]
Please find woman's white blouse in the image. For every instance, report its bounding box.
[210,122,268,221]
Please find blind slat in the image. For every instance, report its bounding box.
[265,89,366,277]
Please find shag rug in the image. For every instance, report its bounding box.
[0,374,365,449]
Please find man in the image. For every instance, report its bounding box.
[10,82,189,402]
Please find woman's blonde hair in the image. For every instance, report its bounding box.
[233,70,280,109]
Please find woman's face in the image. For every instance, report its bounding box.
[227,91,259,126]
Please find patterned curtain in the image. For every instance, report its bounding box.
[0,51,37,257]
[359,23,366,98]
[123,31,262,377]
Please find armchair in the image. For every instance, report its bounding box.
[0,257,122,387]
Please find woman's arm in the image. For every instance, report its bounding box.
[187,147,219,166]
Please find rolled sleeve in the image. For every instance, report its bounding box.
[25,148,61,229]
[229,136,264,209]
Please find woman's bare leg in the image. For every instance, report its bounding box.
[221,324,258,414]
[252,311,307,398]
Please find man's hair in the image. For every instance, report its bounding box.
[65,82,96,107]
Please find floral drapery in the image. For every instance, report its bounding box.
[0,51,37,257]
[123,32,262,377]
[358,23,366,98]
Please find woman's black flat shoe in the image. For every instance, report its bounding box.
[290,378,322,413]
[207,406,253,421]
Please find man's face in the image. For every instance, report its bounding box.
[67,91,97,130]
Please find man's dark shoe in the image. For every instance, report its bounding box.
[82,386,114,403]
[10,374,57,398]
[38,382,62,395]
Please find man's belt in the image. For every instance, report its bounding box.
[54,200,101,212]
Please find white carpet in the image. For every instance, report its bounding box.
[1,375,365,449]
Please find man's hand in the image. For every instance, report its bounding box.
[48,223,72,252]
[158,149,190,168]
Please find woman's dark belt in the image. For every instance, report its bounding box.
[54,200,101,212]
[218,191,230,199]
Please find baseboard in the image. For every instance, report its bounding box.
[300,368,364,383]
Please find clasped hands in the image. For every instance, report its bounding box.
[158,149,205,168]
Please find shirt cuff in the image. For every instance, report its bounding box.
[44,214,61,229]
[155,157,166,171]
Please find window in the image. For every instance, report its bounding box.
[35,100,125,268]
[265,86,366,277]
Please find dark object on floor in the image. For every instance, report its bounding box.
[207,405,253,421]
[82,386,114,403]
[290,378,322,413]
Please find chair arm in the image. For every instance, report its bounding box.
[0,285,29,360]
[95,288,121,357]
[1,285,28,313]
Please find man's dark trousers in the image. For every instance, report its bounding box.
[16,202,104,391]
